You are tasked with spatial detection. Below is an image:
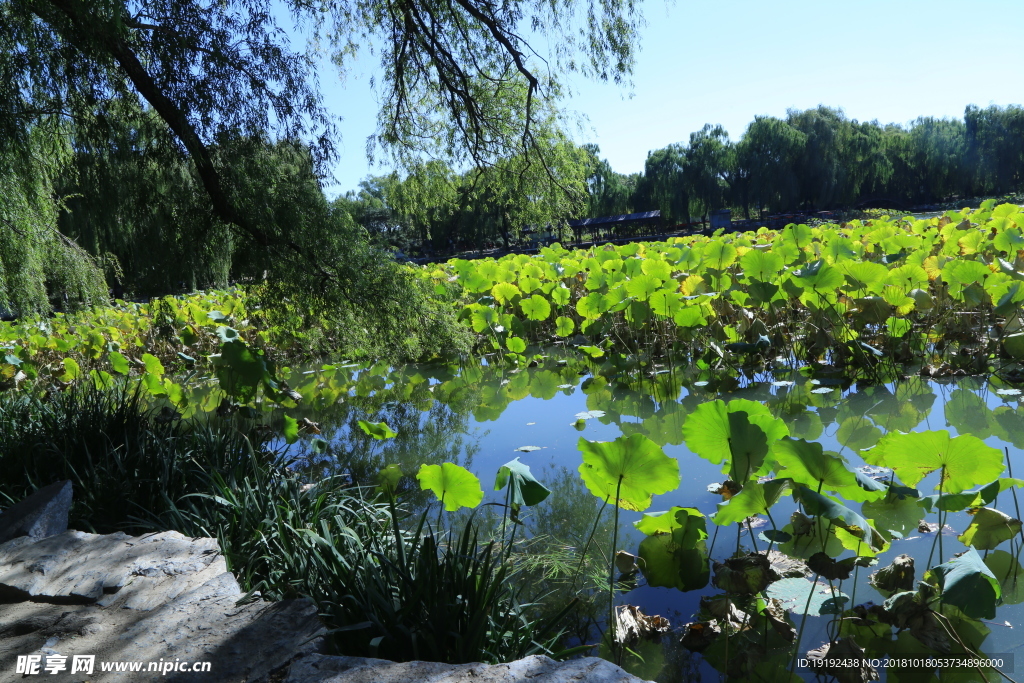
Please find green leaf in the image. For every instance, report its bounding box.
[357,420,397,440]
[216,325,240,342]
[923,548,1000,619]
[984,550,1024,605]
[863,430,1004,493]
[681,399,789,482]
[554,316,575,337]
[740,249,783,281]
[625,273,661,301]
[635,507,709,591]
[958,507,1022,550]
[416,462,484,511]
[378,464,403,495]
[506,336,527,353]
[793,259,844,291]
[520,294,551,321]
[494,457,551,512]
[61,357,80,381]
[794,486,886,552]
[491,282,521,304]
[577,433,680,511]
[712,478,791,527]
[772,438,866,497]
[283,414,299,444]
[919,477,1024,513]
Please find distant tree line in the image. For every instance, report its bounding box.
[598,104,1024,225]
[334,104,1024,254]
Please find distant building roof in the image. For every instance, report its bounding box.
[567,210,661,228]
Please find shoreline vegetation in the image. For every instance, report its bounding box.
[5,202,1024,679]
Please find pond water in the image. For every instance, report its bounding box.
[276,353,1024,681]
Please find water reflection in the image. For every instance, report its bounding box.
[263,354,1024,681]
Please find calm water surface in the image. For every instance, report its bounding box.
[282,356,1024,681]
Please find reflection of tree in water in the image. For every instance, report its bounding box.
[294,394,481,499]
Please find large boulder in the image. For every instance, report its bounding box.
[0,530,325,682]
[0,480,72,544]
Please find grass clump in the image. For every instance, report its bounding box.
[0,384,570,665]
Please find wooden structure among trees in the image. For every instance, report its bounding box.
[568,210,662,243]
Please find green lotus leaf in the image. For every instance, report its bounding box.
[919,477,1024,513]
[378,464,403,495]
[681,399,789,482]
[984,550,1024,605]
[740,249,783,281]
[794,486,886,552]
[357,419,397,440]
[506,336,527,353]
[922,548,1000,620]
[625,273,662,301]
[863,430,1004,493]
[641,257,672,280]
[841,261,888,294]
[577,433,680,511]
[772,438,870,498]
[636,508,710,592]
[576,292,608,319]
[108,351,130,375]
[520,294,551,321]
[494,457,550,513]
[282,414,299,444]
[712,478,791,527]
[634,506,705,535]
[492,282,522,305]
[958,507,1022,550]
[649,290,683,318]
[704,241,738,270]
[793,259,844,291]
[416,462,484,511]
[554,316,575,337]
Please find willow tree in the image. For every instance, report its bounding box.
[1,0,643,358]
[0,130,107,317]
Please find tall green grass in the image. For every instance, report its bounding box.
[0,385,572,664]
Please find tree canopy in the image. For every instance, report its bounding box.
[1,0,643,356]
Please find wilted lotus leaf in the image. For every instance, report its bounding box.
[700,595,751,631]
[615,550,640,577]
[712,552,773,594]
[869,554,915,596]
[807,552,873,581]
[806,637,880,683]
[766,550,809,579]
[614,604,670,648]
[679,620,720,652]
[761,597,796,642]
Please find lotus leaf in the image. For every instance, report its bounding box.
[357,420,397,440]
[957,507,1022,550]
[794,486,886,552]
[922,548,1000,619]
[577,434,680,511]
[416,462,484,511]
[712,478,791,527]
[682,399,789,482]
[494,457,550,514]
[863,430,1003,493]
[635,507,709,591]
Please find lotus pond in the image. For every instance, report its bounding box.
[254,352,1023,682]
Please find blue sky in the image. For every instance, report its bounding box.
[315,0,1024,197]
